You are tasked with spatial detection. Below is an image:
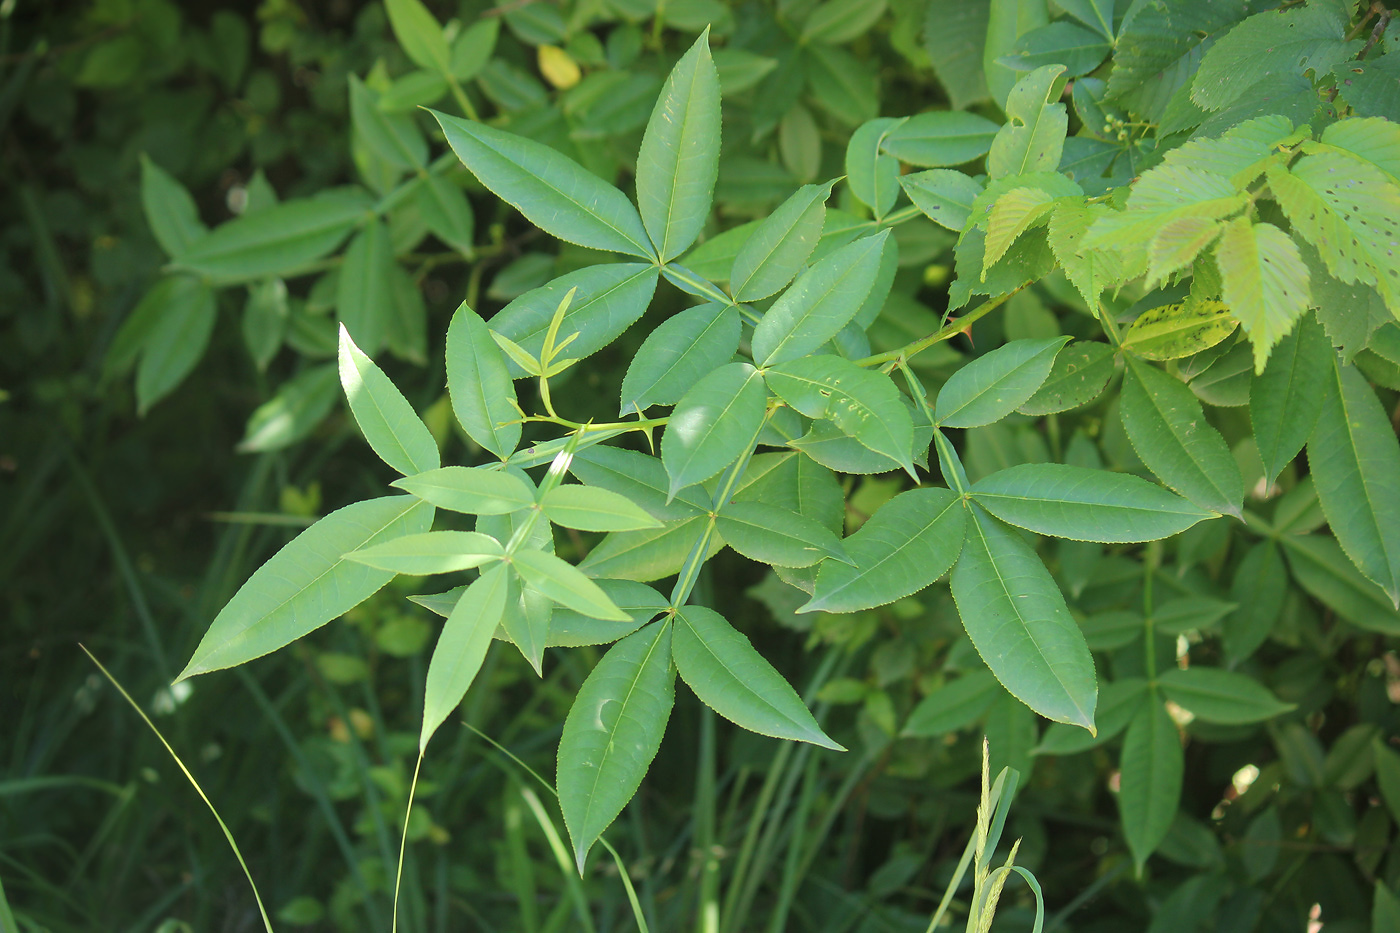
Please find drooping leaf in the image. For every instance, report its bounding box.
[432,110,654,258]
[445,302,520,459]
[1214,218,1311,372]
[901,169,985,231]
[1281,535,1400,636]
[176,190,370,284]
[392,466,534,515]
[635,32,721,261]
[752,231,892,366]
[765,354,916,475]
[513,549,631,622]
[1158,667,1294,725]
[674,605,842,749]
[620,303,740,412]
[845,118,906,219]
[337,326,439,476]
[140,154,207,258]
[987,65,1068,179]
[541,485,664,532]
[1307,358,1400,606]
[661,361,767,499]
[1120,358,1243,517]
[715,500,849,568]
[1122,298,1238,362]
[1250,312,1329,485]
[1118,693,1183,871]
[178,496,433,680]
[951,505,1098,731]
[803,486,966,613]
[135,276,217,415]
[935,337,1070,428]
[345,530,504,575]
[1018,340,1115,415]
[490,264,660,377]
[902,669,1002,737]
[558,621,676,871]
[881,111,999,168]
[420,563,510,750]
[730,181,836,302]
[971,463,1215,543]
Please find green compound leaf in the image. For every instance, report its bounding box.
[446,302,520,460]
[490,263,660,378]
[385,0,452,74]
[881,111,999,168]
[1158,668,1294,725]
[338,326,439,476]
[336,219,395,356]
[139,154,207,258]
[731,180,837,302]
[674,605,843,750]
[661,361,767,499]
[935,337,1070,429]
[1122,298,1238,362]
[1251,312,1330,485]
[901,169,985,231]
[902,669,1001,738]
[177,496,433,680]
[1214,218,1311,372]
[752,230,891,366]
[540,485,663,532]
[1018,340,1115,415]
[393,466,534,515]
[803,486,966,613]
[971,463,1215,543]
[620,303,740,413]
[1307,358,1400,607]
[1118,693,1183,872]
[135,276,217,416]
[558,620,675,872]
[715,500,849,568]
[1120,358,1243,518]
[432,110,654,258]
[765,354,916,476]
[987,65,1068,180]
[421,564,510,751]
[513,549,631,622]
[636,31,721,261]
[951,505,1097,732]
[176,190,370,284]
[344,530,504,575]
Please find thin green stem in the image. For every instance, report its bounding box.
[857,287,1025,368]
[446,75,481,121]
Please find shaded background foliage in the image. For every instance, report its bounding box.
[4,1,1400,932]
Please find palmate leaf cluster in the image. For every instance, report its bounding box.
[65,0,1400,928]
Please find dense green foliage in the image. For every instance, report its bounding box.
[6,0,1400,931]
